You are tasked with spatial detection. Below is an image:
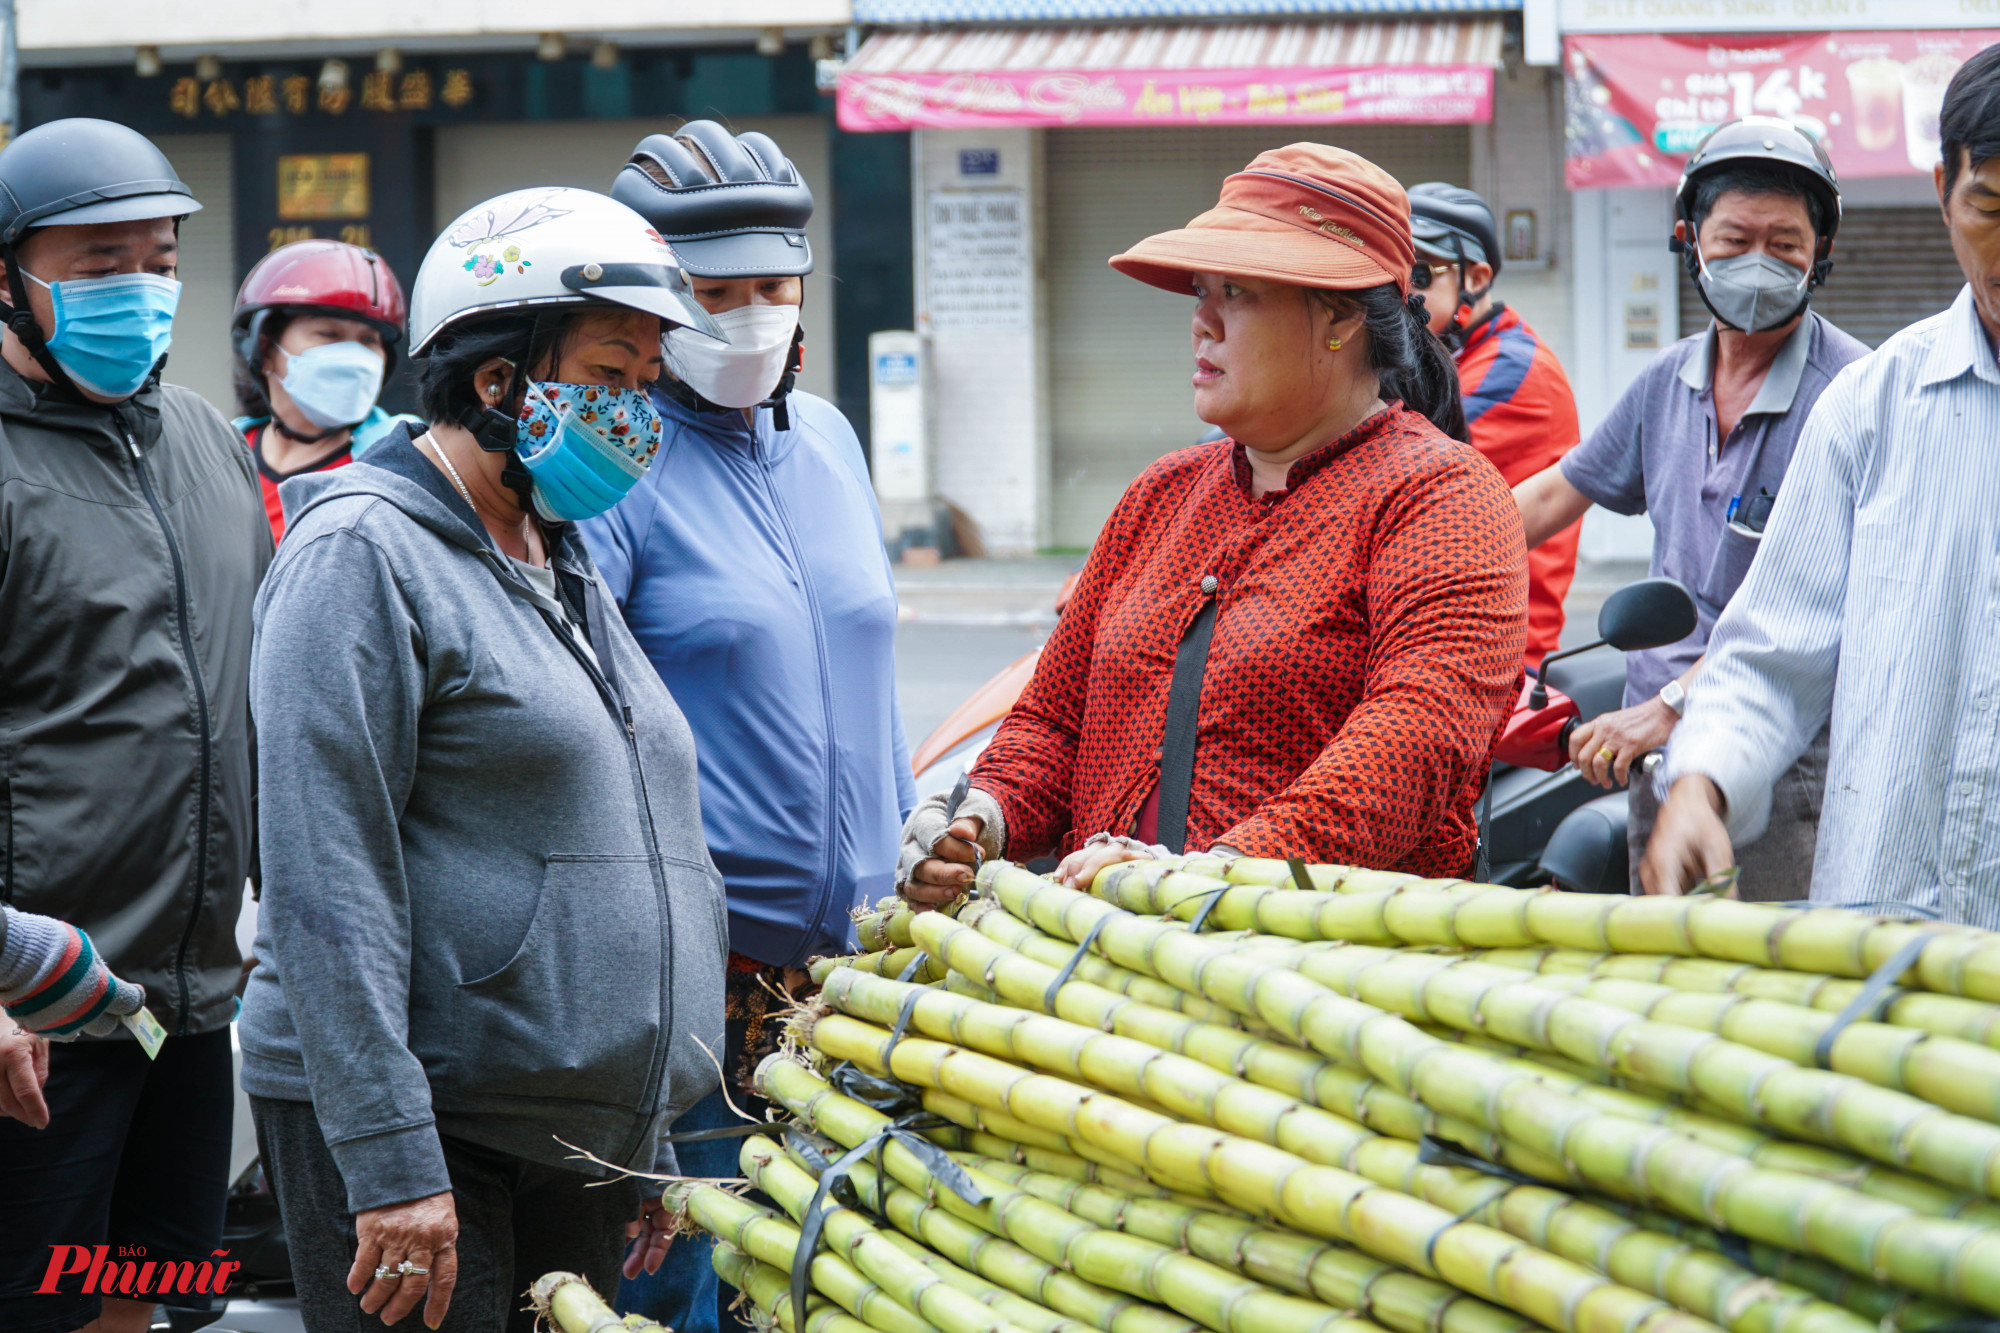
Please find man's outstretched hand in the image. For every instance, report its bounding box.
[1641,775,1735,896]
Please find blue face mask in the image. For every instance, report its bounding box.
[514,380,663,522]
[24,270,180,399]
[278,340,386,430]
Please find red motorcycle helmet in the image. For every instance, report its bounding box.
[232,239,408,406]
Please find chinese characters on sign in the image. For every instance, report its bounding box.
[169,68,472,119]
[1564,29,2000,188]
[926,189,1029,332]
[840,65,1493,131]
[277,154,371,221]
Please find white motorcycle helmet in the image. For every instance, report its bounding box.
[409,185,723,354]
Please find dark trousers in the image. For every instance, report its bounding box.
[252,1097,638,1333]
[0,1028,233,1333]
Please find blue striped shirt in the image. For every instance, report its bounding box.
[1664,285,2000,925]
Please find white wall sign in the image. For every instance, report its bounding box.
[925,188,1029,332]
[1558,0,1999,33]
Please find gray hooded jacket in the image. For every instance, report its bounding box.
[239,426,726,1213]
[0,363,271,1037]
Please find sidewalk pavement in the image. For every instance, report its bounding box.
[894,554,1652,643]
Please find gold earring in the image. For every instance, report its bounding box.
[1326,336,1343,351]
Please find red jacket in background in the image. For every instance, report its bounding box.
[970,407,1527,877]
[244,423,357,544]
[1457,305,1581,664]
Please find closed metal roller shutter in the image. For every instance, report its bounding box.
[1675,206,1964,349]
[435,116,838,403]
[1046,124,1471,548]
[153,134,236,417]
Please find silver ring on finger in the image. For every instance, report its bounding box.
[373,1265,403,1282]
[397,1261,430,1277]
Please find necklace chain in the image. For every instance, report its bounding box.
[417,431,477,513]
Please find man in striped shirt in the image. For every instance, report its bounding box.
[1646,47,2000,921]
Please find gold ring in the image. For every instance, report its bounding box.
[1597,747,1616,762]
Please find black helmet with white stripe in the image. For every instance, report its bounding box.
[611,121,814,279]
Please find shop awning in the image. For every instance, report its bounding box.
[1565,29,2000,189]
[855,0,1517,21]
[836,19,1504,131]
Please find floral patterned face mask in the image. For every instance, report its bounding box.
[513,380,664,522]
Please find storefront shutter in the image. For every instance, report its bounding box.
[1045,124,1471,548]
[1675,206,1965,350]
[153,134,237,418]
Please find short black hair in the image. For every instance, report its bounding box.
[1941,43,2000,198]
[415,311,577,430]
[1691,162,1824,238]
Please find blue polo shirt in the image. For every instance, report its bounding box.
[1560,311,1868,708]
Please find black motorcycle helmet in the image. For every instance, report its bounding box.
[1671,116,1841,301]
[612,120,814,279]
[1408,181,1501,281]
[610,120,814,426]
[0,118,203,394]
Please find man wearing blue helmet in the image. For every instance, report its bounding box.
[0,119,272,1333]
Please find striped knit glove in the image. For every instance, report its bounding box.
[0,907,147,1039]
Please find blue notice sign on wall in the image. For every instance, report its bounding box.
[875,351,919,385]
[958,149,1000,177]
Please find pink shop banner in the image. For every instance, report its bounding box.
[836,65,1494,132]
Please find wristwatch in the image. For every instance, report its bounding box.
[1659,680,1688,716]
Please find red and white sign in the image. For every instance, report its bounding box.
[1564,29,2000,189]
[837,65,1493,132]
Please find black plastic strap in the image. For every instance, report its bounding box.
[1812,931,1938,1068]
[660,1120,777,1144]
[1156,595,1219,855]
[884,986,926,1060]
[1042,915,1111,1012]
[894,951,930,984]
[789,1109,985,1333]
[1287,857,1314,892]
[1186,885,1230,934]
[1418,1134,1546,1189]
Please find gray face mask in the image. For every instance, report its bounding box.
[1695,249,1811,333]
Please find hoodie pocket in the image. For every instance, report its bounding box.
[448,853,663,1110]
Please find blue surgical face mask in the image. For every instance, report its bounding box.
[514,380,663,522]
[24,269,180,399]
[278,340,386,430]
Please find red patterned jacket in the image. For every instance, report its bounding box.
[971,406,1527,876]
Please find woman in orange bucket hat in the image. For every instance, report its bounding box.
[901,143,1529,898]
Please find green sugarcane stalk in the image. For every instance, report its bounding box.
[811,945,945,985]
[926,1123,1238,1212]
[740,1132,1041,1333]
[855,904,919,953]
[918,898,2000,1225]
[777,1129,1192,1333]
[969,1155,1543,1333]
[666,1181,933,1333]
[1084,865,2000,1200]
[1461,945,2000,1054]
[803,1008,1724,1333]
[1117,862,2000,1005]
[798,1139,1207,1333]
[530,1272,669,1333]
[714,1244,882,1333]
[759,1056,1400,1333]
[983,862,2000,1314]
[832,949,1869,1333]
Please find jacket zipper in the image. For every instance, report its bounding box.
[530,560,676,1144]
[126,425,213,1037]
[753,435,843,961]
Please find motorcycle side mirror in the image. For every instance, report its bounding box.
[1528,578,1697,710]
[1596,578,1699,652]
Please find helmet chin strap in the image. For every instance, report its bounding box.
[3,247,88,399]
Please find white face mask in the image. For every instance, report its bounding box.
[665,303,799,409]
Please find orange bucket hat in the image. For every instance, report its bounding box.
[1110,143,1415,298]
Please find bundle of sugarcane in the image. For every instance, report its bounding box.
[651,858,2000,1333]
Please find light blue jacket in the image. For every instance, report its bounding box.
[580,389,914,969]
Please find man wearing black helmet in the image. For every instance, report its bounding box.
[1512,116,1866,899]
[1408,182,1581,664]
[0,120,271,1333]
[588,122,913,1333]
